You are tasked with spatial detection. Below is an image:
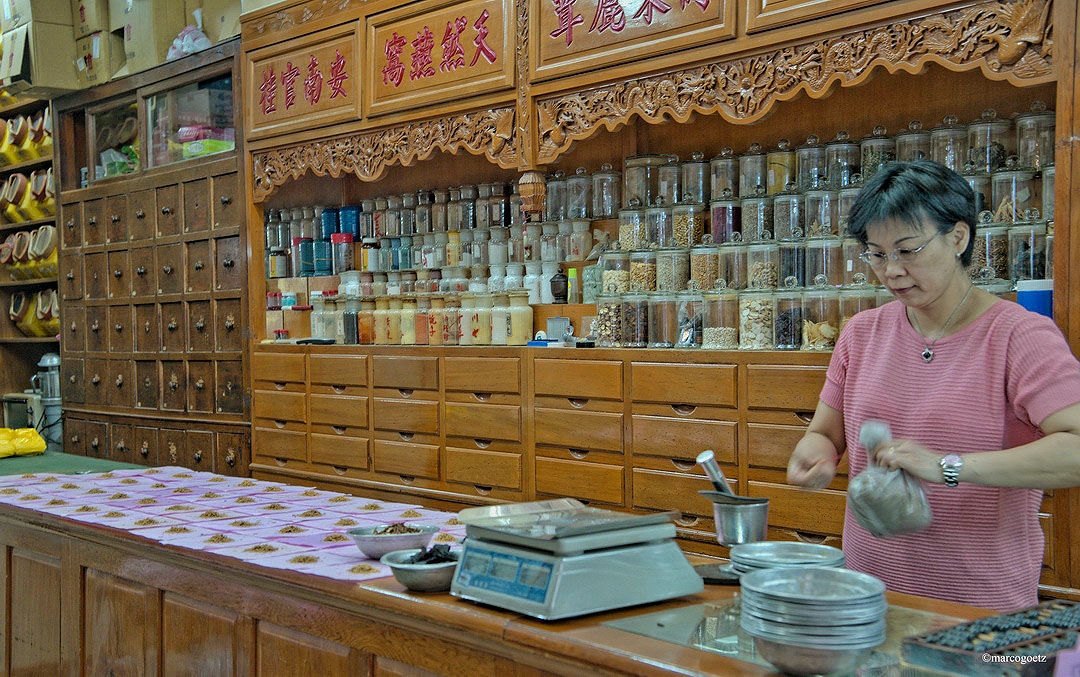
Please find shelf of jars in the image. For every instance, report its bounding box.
[259,99,1053,351]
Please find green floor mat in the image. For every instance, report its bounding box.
[0,450,141,476]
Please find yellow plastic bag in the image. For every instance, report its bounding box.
[0,430,14,458]
[0,428,45,457]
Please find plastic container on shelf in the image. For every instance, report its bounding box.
[690,241,720,291]
[545,171,566,221]
[658,158,681,207]
[961,164,992,215]
[805,189,839,237]
[399,296,418,345]
[566,167,592,219]
[826,131,860,189]
[1015,101,1055,170]
[267,247,288,279]
[569,219,592,260]
[675,287,704,348]
[930,115,968,172]
[592,163,621,218]
[312,238,334,276]
[672,199,705,247]
[802,283,840,350]
[746,241,780,290]
[1009,221,1048,281]
[796,135,827,192]
[860,126,896,180]
[842,238,876,287]
[718,235,747,291]
[740,189,773,242]
[766,140,795,195]
[970,222,1010,281]
[773,287,804,350]
[772,187,803,240]
[630,249,657,292]
[507,291,532,345]
[523,260,543,304]
[596,289,623,347]
[442,294,460,345]
[895,120,930,162]
[619,201,647,251]
[710,147,738,199]
[457,293,476,346]
[621,291,649,348]
[444,230,462,267]
[805,235,844,287]
[624,154,670,207]
[778,234,807,289]
[475,293,494,345]
[702,289,739,349]
[991,156,1037,223]
[681,152,709,204]
[839,282,877,334]
[476,183,492,230]
[647,293,678,348]
[294,237,314,277]
[739,290,774,350]
[656,247,690,292]
[1043,165,1055,223]
[645,197,674,248]
[738,143,767,198]
[968,108,1013,173]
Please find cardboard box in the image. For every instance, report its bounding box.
[0,22,79,96]
[75,30,123,87]
[1,0,71,33]
[199,0,239,44]
[108,0,184,75]
[71,0,109,37]
[175,86,233,128]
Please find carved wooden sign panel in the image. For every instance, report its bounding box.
[366,0,515,118]
[746,0,890,33]
[245,23,361,140]
[530,0,734,81]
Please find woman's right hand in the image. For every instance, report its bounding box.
[787,435,839,489]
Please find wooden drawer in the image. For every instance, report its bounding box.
[536,457,623,505]
[445,356,519,394]
[59,252,82,300]
[188,430,215,471]
[372,439,439,480]
[253,390,306,423]
[108,305,132,353]
[134,426,157,464]
[156,184,180,237]
[187,361,215,413]
[186,239,212,293]
[534,358,622,400]
[631,363,737,408]
[85,307,107,353]
[746,423,850,476]
[533,408,622,453]
[766,527,842,550]
[108,423,134,464]
[253,428,307,462]
[445,402,520,442]
[63,305,85,353]
[632,469,717,529]
[215,432,247,477]
[64,417,85,455]
[187,300,214,352]
[107,359,134,408]
[61,203,81,249]
[130,247,156,297]
[309,354,367,386]
[135,360,158,409]
[160,302,186,353]
[84,421,107,458]
[211,172,240,229]
[216,361,244,414]
[372,398,438,434]
[215,299,242,352]
[310,393,368,428]
[159,428,186,465]
[445,435,521,454]
[746,365,827,411]
[214,235,243,291]
[747,481,846,537]
[82,198,104,246]
[105,194,127,244]
[107,250,131,299]
[156,243,183,295]
[632,415,736,464]
[127,189,154,241]
[253,351,305,387]
[183,178,210,233]
[84,359,107,401]
[84,252,107,299]
[446,448,521,490]
[372,355,438,390]
[62,358,84,404]
[310,433,368,470]
[161,361,187,412]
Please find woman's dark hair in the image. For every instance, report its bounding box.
[846,160,977,267]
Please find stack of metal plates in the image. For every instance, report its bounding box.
[729,542,845,575]
[739,567,888,650]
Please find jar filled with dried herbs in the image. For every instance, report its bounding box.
[774,287,804,350]
[805,189,839,237]
[619,200,647,251]
[739,290,774,350]
[702,289,739,349]
[970,224,1010,281]
[740,189,773,241]
[991,156,1037,223]
[1008,222,1048,281]
[967,108,1013,173]
[672,199,706,246]
[962,164,992,215]
[746,241,780,290]
[596,288,623,347]
[930,115,968,172]
[718,236,747,291]
[739,143,767,197]
[675,287,704,348]
[796,135,827,192]
[709,188,741,244]
[645,197,674,248]
[622,290,649,348]
[860,126,896,180]
[825,131,860,189]
[710,147,738,198]
[836,184,860,238]
[630,250,658,291]
[657,247,690,291]
[648,292,678,348]
[690,240,720,291]
[772,187,803,240]
[802,283,840,351]
[1015,101,1056,170]
[600,248,631,293]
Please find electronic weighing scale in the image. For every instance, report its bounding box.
[450,499,704,620]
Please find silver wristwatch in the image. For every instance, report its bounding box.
[939,454,964,487]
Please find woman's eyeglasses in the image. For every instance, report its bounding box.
[859,230,946,268]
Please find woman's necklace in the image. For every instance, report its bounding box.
[908,284,974,363]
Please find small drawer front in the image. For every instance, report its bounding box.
[372,355,438,390]
[534,358,622,400]
[214,235,243,290]
[187,361,215,413]
[631,363,737,408]
[134,426,157,464]
[215,432,247,477]
[215,299,242,352]
[156,184,181,237]
[309,354,368,386]
[632,469,716,522]
[373,398,438,434]
[159,428,186,466]
[130,246,156,297]
[446,447,521,490]
[84,359,107,400]
[61,203,82,249]
[632,415,736,464]
[536,457,623,505]
[212,172,240,228]
[445,356,520,394]
[186,239,212,293]
[157,243,183,295]
[183,178,210,233]
[161,361,187,411]
[109,423,134,464]
[82,198,105,246]
[105,194,127,244]
[62,358,84,404]
[766,527,843,551]
[60,252,83,300]
[445,402,521,442]
[216,360,244,414]
[254,390,306,423]
[253,351,305,385]
[310,434,369,470]
[533,408,623,453]
[127,189,155,241]
[187,430,215,470]
[85,307,108,353]
[134,304,159,353]
[746,365,827,411]
[253,427,306,462]
[107,305,132,353]
[84,252,107,299]
[64,304,85,353]
[160,302,186,353]
[85,421,107,458]
[747,423,807,470]
[310,393,368,428]
[107,359,134,408]
[747,481,846,537]
[135,360,159,409]
[373,439,439,479]
[65,418,85,455]
[187,300,214,352]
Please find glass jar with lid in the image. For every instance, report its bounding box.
[301,207,317,238]
[446,265,469,292]
[773,286,803,350]
[746,240,779,290]
[739,143,767,197]
[488,227,509,264]
[457,293,476,345]
[447,188,463,231]
[545,171,566,221]
[470,184,488,230]
[359,199,375,238]
[387,270,403,295]
[441,294,459,345]
[968,108,1013,173]
[522,260,542,303]
[582,263,602,303]
[805,236,844,287]
[672,199,705,247]
[372,297,390,345]
[836,184,860,238]
[675,287,704,348]
[658,157,681,206]
[624,154,669,207]
[619,200,647,251]
[600,249,631,293]
[702,288,738,349]
[1015,101,1055,170]
[961,163,991,214]
[385,297,403,344]
[930,115,968,172]
[430,232,447,268]
[372,272,388,296]
[842,239,875,287]
[973,268,1014,298]
[592,164,621,218]
[510,181,524,228]
[469,263,488,292]
[384,195,402,237]
[991,156,1037,223]
[445,231,462,267]
[778,233,806,288]
[432,189,449,232]
[690,240,720,291]
[523,223,542,261]
[1043,166,1055,222]
[740,188,773,241]
[471,228,490,265]
[415,191,433,234]
[569,219,592,260]
[971,220,1010,281]
[656,247,690,292]
[488,262,507,293]
[474,293,494,345]
[505,262,525,292]
[507,291,532,345]
[401,193,418,235]
[767,139,796,195]
[507,228,524,263]
[681,151,709,204]
[1009,222,1047,281]
[895,120,930,162]
[645,197,674,248]
[772,186,803,240]
[489,182,509,227]
[839,282,877,334]
[541,223,559,261]
[709,188,740,244]
[718,235,747,290]
[540,260,559,303]
[399,296,417,345]
[739,290,774,350]
[596,288,623,347]
[796,135,827,191]
[426,296,444,345]
[630,250,657,291]
[566,167,592,219]
[826,131,860,189]
[805,189,839,237]
[860,126,896,180]
[710,148,738,199]
[802,282,840,351]
[621,290,649,348]
[647,293,677,348]
[459,184,478,230]
[357,299,376,344]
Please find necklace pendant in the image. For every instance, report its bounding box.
[921,348,934,363]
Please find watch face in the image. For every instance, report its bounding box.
[942,454,962,467]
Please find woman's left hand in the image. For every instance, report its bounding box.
[875,439,945,484]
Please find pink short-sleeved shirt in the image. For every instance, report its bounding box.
[820,300,1080,612]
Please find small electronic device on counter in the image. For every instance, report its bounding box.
[451,499,704,620]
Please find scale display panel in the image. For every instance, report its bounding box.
[458,546,553,603]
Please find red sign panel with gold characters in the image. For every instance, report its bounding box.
[366,0,514,118]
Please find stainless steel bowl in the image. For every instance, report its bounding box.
[741,566,886,603]
[380,548,460,592]
[731,542,845,567]
[709,498,768,546]
[753,636,873,676]
[348,524,439,559]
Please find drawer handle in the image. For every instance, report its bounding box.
[398,432,414,441]
[473,392,492,402]
[195,318,206,331]
[274,420,287,429]
[792,530,829,545]
[111,214,120,223]
[674,514,700,528]
[332,465,348,475]
[140,441,149,457]
[135,209,145,219]
[568,397,588,408]
[167,320,178,332]
[332,426,347,435]
[226,449,237,467]
[473,485,493,495]
[671,458,696,471]
[143,321,151,333]
[114,323,123,332]
[193,451,203,463]
[671,404,696,416]
[398,475,416,484]
[116,441,126,452]
[474,438,492,449]
[90,437,100,449]
[220,195,232,205]
[398,388,413,397]
[88,216,97,226]
[795,411,814,424]
[69,374,77,384]
[143,377,152,388]
[71,435,80,444]
[161,206,172,215]
[70,321,77,333]
[222,258,234,268]
[114,374,124,388]
[331,385,347,394]
[275,458,288,466]
[273,382,287,390]
[91,374,101,386]
[194,261,204,271]
[168,375,179,391]
[90,320,100,332]
[66,272,74,280]
[66,219,75,229]
[136,266,146,276]
[168,443,178,464]
[224,315,236,331]
[568,448,589,459]
[162,265,173,275]
[194,378,205,391]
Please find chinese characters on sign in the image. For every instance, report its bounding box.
[547,0,711,48]
[258,47,351,117]
[380,8,499,89]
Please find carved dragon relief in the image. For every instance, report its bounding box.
[248,0,357,36]
[251,107,517,201]
[536,0,1053,163]
[515,0,532,167]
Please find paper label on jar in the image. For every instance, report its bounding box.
[847,260,853,272]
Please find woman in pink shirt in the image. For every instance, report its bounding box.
[787,160,1080,612]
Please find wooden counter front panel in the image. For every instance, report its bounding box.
[83,569,154,676]
[161,593,243,675]
[445,356,520,394]
[630,363,737,408]
[8,547,62,675]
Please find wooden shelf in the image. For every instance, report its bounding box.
[0,98,46,118]
[0,336,57,343]
[0,154,52,176]
[0,216,55,234]
[0,277,57,288]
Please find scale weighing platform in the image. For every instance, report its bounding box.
[450,499,704,620]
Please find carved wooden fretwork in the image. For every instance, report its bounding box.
[536,0,1053,163]
[514,0,532,167]
[248,0,358,36]
[251,107,517,201]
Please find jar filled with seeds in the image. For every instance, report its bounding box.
[592,163,622,218]
[968,109,1013,173]
[806,235,844,287]
[710,147,738,198]
[600,248,631,292]
[619,200,647,251]
[648,292,678,348]
[773,286,804,350]
[962,163,992,214]
[718,235,747,291]
[566,167,592,219]
[709,188,741,244]
[802,282,840,350]
[1015,101,1055,170]
[836,184,860,238]
[805,189,839,237]
[971,222,1010,281]
[796,135,827,192]
[596,288,623,347]
[657,246,690,291]
[624,154,670,207]
[622,290,649,348]
[545,171,566,221]
[826,131,860,189]
[702,288,738,349]
[895,120,930,162]
[739,290,774,350]
[690,240,720,290]
[475,184,491,230]
[746,241,779,290]
[842,238,875,287]
[630,250,657,291]
[739,143,767,197]
[772,186,803,240]
[459,184,478,230]
[1043,165,1055,222]
[991,156,1037,223]
[1008,222,1048,281]
[860,126,896,180]
[675,287,704,348]
[569,220,593,260]
[839,282,877,334]
[930,115,968,172]
[646,197,674,248]
[740,188,773,241]
[767,139,796,195]
[672,199,706,246]
[779,233,807,288]
[658,157,682,207]
[681,151,709,204]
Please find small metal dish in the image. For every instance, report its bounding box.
[380,548,460,592]
[347,524,439,559]
[741,567,886,603]
[753,636,874,676]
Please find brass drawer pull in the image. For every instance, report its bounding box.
[90,437,99,449]
[193,260,204,271]
[671,404,696,416]
[222,258,234,268]
[331,385,347,394]
[87,216,96,226]
[140,441,150,457]
[111,214,120,223]
[674,514,700,528]
[332,426,347,435]
[91,374,101,385]
[66,219,75,229]
[568,448,589,459]
[194,378,205,391]
[114,323,123,332]
[71,435,80,444]
[66,272,74,280]
[473,392,492,402]
[69,321,77,333]
[116,441,126,452]
[332,465,347,475]
[136,266,146,275]
[670,458,696,471]
[220,195,232,205]
[224,315,236,330]
[161,206,172,215]
[792,530,829,545]
[162,265,173,275]
[68,374,77,384]
[794,411,814,424]
[143,377,152,387]
[114,374,124,387]
[168,375,179,390]
[568,397,588,408]
[195,319,206,331]
[90,320,99,332]
[135,209,145,219]
[193,450,203,463]
[473,485,493,495]
[226,449,237,466]
[167,320,177,331]
[473,438,492,449]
